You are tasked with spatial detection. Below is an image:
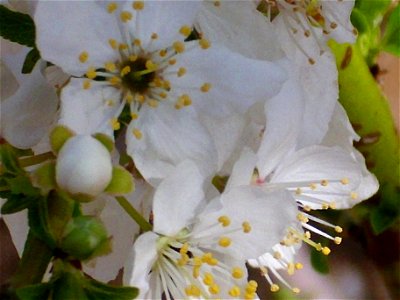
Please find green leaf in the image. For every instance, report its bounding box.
[105,166,135,195]
[93,133,114,153]
[22,48,41,74]
[310,248,330,274]
[31,161,57,194]
[382,4,400,56]
[354,0,391,26]
[0,144,22,175]
[85,278,139,300]
[370,184,400,234]
[7,175,39,196]
[50,125,75,154]
[16,283,51,300]
[1,193,37,214]
[0,5,35,47]
[52,272,88,300]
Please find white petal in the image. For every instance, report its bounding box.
[226,147,257,190]
[257,59,304,178]
[59,79,121,137]
[194,187,298,260]
[2,63,58,149]
[127,103,217,182]
[152,160,205,236]
[167,43,287,117]
[0,60,19,99]
[123,232,159,297]
[125,1,201,52]
[196,1,283,60]
[34,1,121,75]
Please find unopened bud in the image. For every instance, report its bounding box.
[56,135,112,197]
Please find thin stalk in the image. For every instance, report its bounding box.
[115,196,152,232]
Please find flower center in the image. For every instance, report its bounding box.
[121,58,157,94]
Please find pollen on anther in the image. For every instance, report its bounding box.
[105,62,116,72]
[132,128,142,139]
[86,67,97,79]
[218,237,231,247]
[335,226,343,233]
[341,177,349,185]
[151,33,158,40]
[133,39,141,47]
[293,288,301,294]
[131,113,138,120]
[334,237,342,245]
[242,221,252,233]
[109,39,118,49]
[232,267,244,279]
[83,79,91,89]
[168,58,177,65]
[295,262,303,270]
[321,180,329,186]
[322,247,331,255]
[120,66,131,77]
[199,38,211,49]
[200,83,211,92]
[173,41,185,53]
[133,1,144,10]
[179,25,192,37]
[177,67,186,77]
[228,286,241,297]
[110,118,120,130]
[107,2,118,13]
[145,60,157,70]
[79,51,89,63]
[350,191,358,200]
[270,284,280,292]
[308,58,316,65]
[120,11,133,22]
[218,215,231,227]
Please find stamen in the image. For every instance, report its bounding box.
[173,41,185,53]
[120,11,133,23]
[179,25,192,37]
[107,2,118,13]
[79,51,89,63]
[132,1,144,10]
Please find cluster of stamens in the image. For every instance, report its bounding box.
[153,215,256,299]
[76,1,212,139]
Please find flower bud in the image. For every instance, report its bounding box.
[56,135,112,197]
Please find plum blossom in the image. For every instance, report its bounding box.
[34,1,286,182]
[124,160,298,299]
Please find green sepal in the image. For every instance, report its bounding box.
[0,144,23,175]
[105,166,135,195]
[50,125,75,154]
[60,216,110,260]
[22,48,41,74]
[93,133,114,153]
[16,283,51,300]
[382,4,400,56]
[31,161,57,195]
[0,5,36,47]
[84,277,139,300]
[52,271,89,300]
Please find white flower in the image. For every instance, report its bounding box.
[124,160,298,299]
[56,135,113,197]
[34,1,286,182]
[0,46,58,149]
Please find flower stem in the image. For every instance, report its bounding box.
[115,196,152,232]
[19,152,55,168]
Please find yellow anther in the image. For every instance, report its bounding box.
[151,32,158,40]
[105,62,116,72]
[203,272,214,285]
[159,49,167,57]
[248,280,258,288]
[168,58,177,65]
[330,22,338,29]
[110,118,120,130]
[214,0,221,7]
[209,283,220,295]
[109,39,118,49]
[120,11,132,22]
[297,213,309,223]
[200,83,211,92]
[173,41,185,53]
[179,25,192,37]
[120,66,131,77]
[231,267,244,279]
[185,285,201,297]
[334,237,342,245]
[107,2,118,13]
[83,79,91,90]
[304,231,311,238]
[341,177,349,185]
[136,94,145,104]
[148,99,159,108]
[322,247,331,255]
[119,43,128,51]
[270,284,280,292]
[295,262,303,270]
[129,55,138,62]
[85,67,97,79]
[199,38,211,49]
[179,243,189,255]
[242,221,252,233]
[125,93,134,104]
[202,253,213,263]
[310,183,317,190]
[322,203,329,210]
[79,51,89,63]
[133,39,141,47]
[177,67,186,77]
[145,60,157,70]
[295,187,302,195]
[245,292,256,300]
[304,205,311,212]
[228,286,241,297]
[132,128,142,140]
[273,251,282,259]
[218,216,231,227]
[106,99,115,106]
[350,191,358,200]
[245,283,257,294]
[293,288,301,294]
[218,237,231,247]
[132,1,144,10]
[321,179,329,186]
[335,226,343,233]
[180,94,191,106]
[209,258,218,266]
[159,92,167,99]
[287,263,295,275]
[192,265,200,278]
[131,113,138,120]
[308,58,316,65]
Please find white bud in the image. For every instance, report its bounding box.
[56,135,113,197]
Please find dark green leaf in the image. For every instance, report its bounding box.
[22,48,41,74]
[382,4,400,56]
[354,0,391,25]
[310,248,330,274]
[0,144,22,175]
[16,283,51,300]
[7,175,40,196]
[52,272,88,300]
[0,193,37,214]
[0,5,35,47]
